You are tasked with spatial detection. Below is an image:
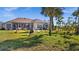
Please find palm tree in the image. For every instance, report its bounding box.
[72,7,79,34]
[66,17,73,33]
[41,7,63,36]
[67,17,72,26]
[56,16,64,32]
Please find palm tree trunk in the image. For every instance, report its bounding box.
[49,16,53,36]
[15,24,18,33]
[51,17,54,30]
[74,17,77,33]
[76,17,79,34]
[29,23,34,36]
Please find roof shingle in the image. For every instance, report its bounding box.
[8,18,32,23]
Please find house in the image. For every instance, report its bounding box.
[3,18,48,30]
[0,22,3,29]
[33,19,48,30]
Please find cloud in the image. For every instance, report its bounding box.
[0,11,16,19]
[0,7,19,18]
[25,7,32,11]
[4,7,19,12]
[0,11,16,22]
[63,7,77,14]
[3,12,14,17]
[63,10,73,14]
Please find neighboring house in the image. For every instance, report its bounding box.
[3,18,48,30]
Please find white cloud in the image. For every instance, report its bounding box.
[4,7,19,12]
[3,13,14,17]
[25,7,32,10]
[0,12,15,18]
[0,11,16,19]
[0,7,32,20]
[63,10,71,14]
[63,8,77,14]
[0,7,19,18]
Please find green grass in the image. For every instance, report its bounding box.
[0,30,79,51]
[0,30,28,42]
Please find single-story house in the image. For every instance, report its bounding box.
[0,22,3,29]
[2,18,48,30]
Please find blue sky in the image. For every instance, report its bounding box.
[0,7,78,23]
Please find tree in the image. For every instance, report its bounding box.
[29,21,34,36]
[72,8,79,34]
[41,7,63,36]
[66,17,73,33]
[56,16,64,32]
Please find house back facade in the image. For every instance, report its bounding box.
[2,18,48,30]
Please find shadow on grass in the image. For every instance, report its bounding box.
[68,43,79,51]
[15,31,29,34]
[0,35,43,51]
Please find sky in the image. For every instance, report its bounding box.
[0,7,78,23]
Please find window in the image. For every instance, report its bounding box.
[37,24,43,30]
[43,23,48,30]
[7,24,11,30]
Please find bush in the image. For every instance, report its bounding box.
[0,27,5,30]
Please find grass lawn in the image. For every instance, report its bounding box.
[0,30,28,42]
[0,30,79,51]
